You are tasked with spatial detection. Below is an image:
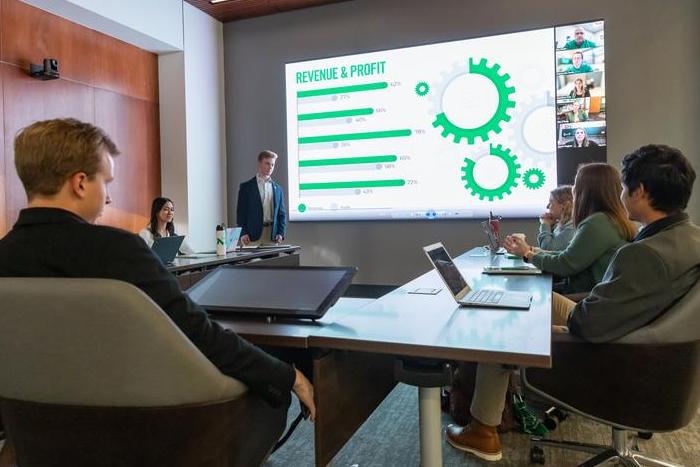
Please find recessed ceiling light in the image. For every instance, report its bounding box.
[209,0,233,4]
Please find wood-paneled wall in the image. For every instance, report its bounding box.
[0,0,160,236]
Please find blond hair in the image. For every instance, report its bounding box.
[550,185,573,226]
[14,118,119,200]
[257,150,278,162]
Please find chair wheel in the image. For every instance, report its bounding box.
[638,431,653,440]
[543,416,557,431]
[530,446,545,464]
[554,408,569,421]
[543,407,569,431]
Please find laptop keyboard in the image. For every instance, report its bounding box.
[469,290,503,304]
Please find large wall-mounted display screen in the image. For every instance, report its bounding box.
[285,20,605,221]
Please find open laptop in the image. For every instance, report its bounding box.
[423,242,531,309]
[482,219,505,254]
[186,227,242,257]
[224,227,241,252]
[151,235,185,265]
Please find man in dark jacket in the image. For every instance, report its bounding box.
[0,119,314,466]
[237,150,287,246]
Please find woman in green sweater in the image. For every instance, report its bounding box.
[505,163,637,293]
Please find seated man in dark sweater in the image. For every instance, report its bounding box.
[446,144,699,462]
[0,118,315,466]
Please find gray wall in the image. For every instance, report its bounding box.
[223,0,700,284]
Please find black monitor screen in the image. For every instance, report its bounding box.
[186,266,356,319]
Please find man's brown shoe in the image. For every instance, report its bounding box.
[446,421,502,462]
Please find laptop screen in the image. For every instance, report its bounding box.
[225,227,241,252]
[151,235,185,264]
[482,220,501,251]
[424,244,469,296]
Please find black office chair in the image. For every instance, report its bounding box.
[523,279,700,467]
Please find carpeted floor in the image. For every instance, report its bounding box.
[267,383,700,466]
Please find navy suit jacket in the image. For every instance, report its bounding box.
[236,176,287,242]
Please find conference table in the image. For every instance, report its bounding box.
[213,247,553,466]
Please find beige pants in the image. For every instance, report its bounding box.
[470,293,576,426]
[248,225,276,246]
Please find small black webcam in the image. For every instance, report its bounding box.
[29,58,59,80]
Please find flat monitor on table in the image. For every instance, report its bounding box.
[186,266,357,319]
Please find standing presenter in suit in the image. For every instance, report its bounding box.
[237,150,287,246]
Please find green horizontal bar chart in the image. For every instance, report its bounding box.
[299,155,397,167]
[299,129,411,144]
[300,179,406,190]
[297,82,388,98]
[298,108,374,121]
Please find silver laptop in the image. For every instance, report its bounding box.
[224,227,242,252]
[423,242,531,309]
[192,227,242,256]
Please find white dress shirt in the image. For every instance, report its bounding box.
[256,173,274,224]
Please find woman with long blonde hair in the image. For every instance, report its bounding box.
[506,163,636,293]
[537,185,574,251]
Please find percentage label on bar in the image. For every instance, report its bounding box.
[406,179,418,185]
[399,155,411,160]
[362,189,374,194]
[339,94,351,100]
[341,142,351,147]
[374,107,386,113]
[354,117,366,122]
[383,163,395,169]
[413,129,426,135]
[389,81,401,87]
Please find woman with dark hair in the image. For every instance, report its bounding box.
[567,127,598,148]
[504,163,637,294]
[537,185,574,251]
[139,197,194,254]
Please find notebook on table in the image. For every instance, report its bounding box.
[423,242,531,309]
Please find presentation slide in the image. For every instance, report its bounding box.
[286,22,604,221]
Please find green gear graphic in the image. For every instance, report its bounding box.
[461,144,521,200]
[415,81,430,96]
[523,168,546,190]
[433,58,516,144]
